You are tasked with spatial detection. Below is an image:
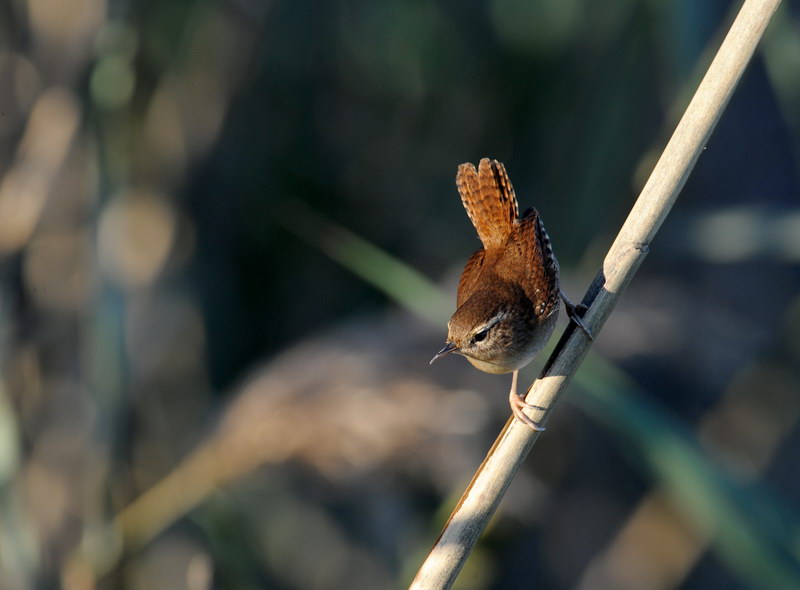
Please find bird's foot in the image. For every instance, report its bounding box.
[561,290,593,340]
[510,393,547,431]
[509,371,546,431]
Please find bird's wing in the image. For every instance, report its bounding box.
[456,247,486,307]
[500,209,560,319]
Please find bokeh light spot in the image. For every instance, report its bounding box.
[90,55,135,109]
[491,0,582,55]
[97,191,177,289]
[690,207,762,262]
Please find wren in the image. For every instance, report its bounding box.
[431,158,591,430]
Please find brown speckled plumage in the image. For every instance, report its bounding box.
[432,158,590,429]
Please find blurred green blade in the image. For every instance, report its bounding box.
[574,356,800,590]
[277,198,451,324]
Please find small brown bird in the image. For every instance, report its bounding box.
[431,158,591,430]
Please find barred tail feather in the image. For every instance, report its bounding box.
[456,158,519,249]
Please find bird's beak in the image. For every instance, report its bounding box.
[430,341,459,365]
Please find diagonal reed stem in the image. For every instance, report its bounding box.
[409,1,782,588]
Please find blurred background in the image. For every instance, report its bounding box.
[1,0,799,588]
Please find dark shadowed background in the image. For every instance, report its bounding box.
[1,0,799,589]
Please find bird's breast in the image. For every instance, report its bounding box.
[465,356,515,374]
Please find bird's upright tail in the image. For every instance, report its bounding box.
[456,158,519,249]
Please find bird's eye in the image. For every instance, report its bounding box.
[473,328,489,343]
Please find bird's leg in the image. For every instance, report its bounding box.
[508,370,546,431]
[560,290,593,340]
